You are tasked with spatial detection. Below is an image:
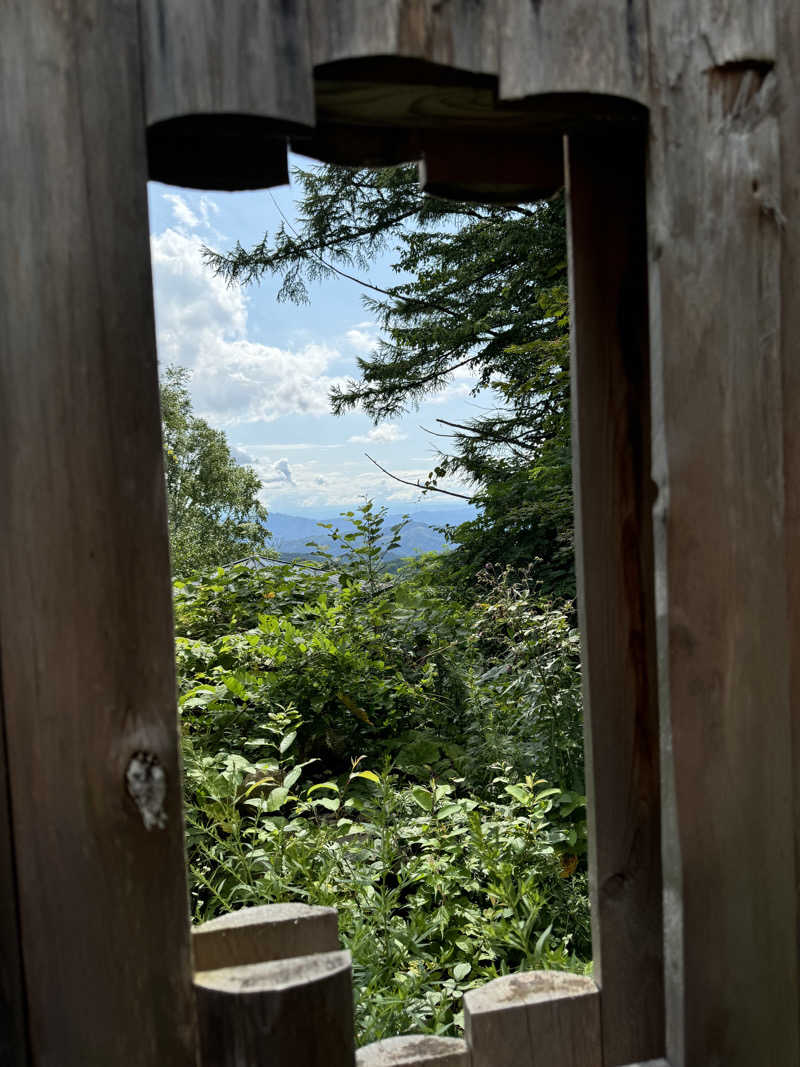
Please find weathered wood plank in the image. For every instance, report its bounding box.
[419,131,563,203]
[140,0,314,188]
[193,903,340,972]
[291,124,423,168]
[464,971,601,1067]
[0,680,28,1067]
[499,0,650,109]
[195,951,354,1067]
[0,2,196,1063]
[356,1035,469,1066]
[565,132,664,1066]
[645,2,799,1063]
[777,0,800,1033]
[309,0,497,77]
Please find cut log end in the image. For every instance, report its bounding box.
[356,1034,470,1066]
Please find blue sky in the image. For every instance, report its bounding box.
[147,156,482,518]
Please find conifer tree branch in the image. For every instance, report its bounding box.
[364,453,472,501]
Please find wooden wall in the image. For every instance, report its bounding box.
[646,2,799,1063]
[0,2,196,1063]
[2,0,800,1064]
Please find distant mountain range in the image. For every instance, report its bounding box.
[265,509,472,559]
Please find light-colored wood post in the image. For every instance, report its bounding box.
[0,1,196,1063]
[140,0,315,189]
[195,951,355,1067]
[498,0,650,112]
[356,1035,470,1066]
[308,0,497,76]
[565,131,664,1066]
[463,971,601,1067]
[645,1,800,1063]
[193,903,340,972]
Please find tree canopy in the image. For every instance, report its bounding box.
[160,366,268,576]
[206,164,573,596]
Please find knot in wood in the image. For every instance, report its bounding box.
[126,751,167,830]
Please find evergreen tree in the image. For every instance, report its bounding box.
[206,164,573,596]
[161,366,269,576]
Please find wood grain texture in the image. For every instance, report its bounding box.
[565,132,663,1066]
[777,0,800,1033]
[195,951,354,1067]
[356,1035,469,1066]
[464,971,601,1067]
[645,2,799,1063]
[0,681,27,1067]
[141,0,314,188]
[0,2,196,1064]
[419,131,563,203]
[499,0,649,108]
[193,903,340,972]
[309,0,497,77]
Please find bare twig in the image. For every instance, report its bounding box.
[364,452,472,501]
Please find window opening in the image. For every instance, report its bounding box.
[149,156,589,1046]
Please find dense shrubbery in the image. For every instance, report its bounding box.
[177,505,589,1044]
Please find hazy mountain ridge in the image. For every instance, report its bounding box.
[265,510,472,559]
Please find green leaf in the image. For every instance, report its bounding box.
[534,923,553,959]
[411,786,433,812]
[505,784,530,805]
[283,765,302,790]
[279,731,297,754]
[453,963,471,980]
[266,786,290,812]
[350,770,381,785]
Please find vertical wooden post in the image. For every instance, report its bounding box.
[646,2,800,1063]
[195,952,355,1067]
[565,132,664,1066]
[778,0,800,1023]
[464,971,601,1067]
[192,903,340,971]
[0,1,196,1063]
[0,682,28,1066]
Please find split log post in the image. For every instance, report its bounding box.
[0,1,196,1064]
[356,1035,469,1067]
[195,951,355,1067]
[463,971,601,1067]
[645,1,800,1063]
[302,0,500,171]
[307,0,497,77]
[140,0,315,188]
[0,683,27,1067]
[564,131,664,1066]
[499,0,650,111]
[192,903,340,972]
[778,0,800,1026]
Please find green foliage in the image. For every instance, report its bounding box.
[178,503,589,1043]
[161,365,269,576]
[205,165,573,595]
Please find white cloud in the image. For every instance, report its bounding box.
[162,192,221,232]
[150,227,346,425]
[348,423,407,445]
[240,446,468,510]
[163,193,201,229]
[344,324,378,355]
[259,458,295,486]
